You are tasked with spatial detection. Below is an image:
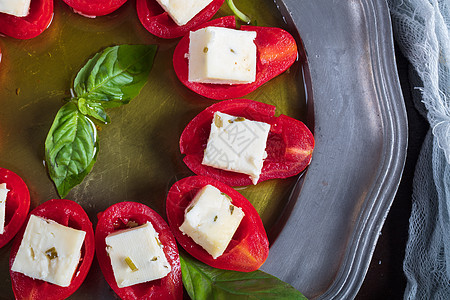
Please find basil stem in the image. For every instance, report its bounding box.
[225,0,252,24]
[180,252,308,300]
[77,98,110,124]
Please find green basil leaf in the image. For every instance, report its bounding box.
[73,44,157,108]
[45,102,98,198]
[180,252,308,300]
[78,97,111,124]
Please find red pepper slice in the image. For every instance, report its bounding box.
[166,175,269,272]
[0,0,53,39]
[95,202,182,300]
[0,168,30,248]
[173,16,298,100]
[62,0,127,17]
[180,99,314,186]
[136,0,224,39]
[9,199,95,300]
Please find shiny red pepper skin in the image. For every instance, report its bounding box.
[9,199,95,300]
[180,99,315,186]
[0,0,53,39]
[173,16,298,100]
[0,168,30,248]
[136,0,224,39]
[62,0,128,17]
[95,201,183,300]
[166,175,269,272]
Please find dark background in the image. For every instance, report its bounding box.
[355,44,430,299]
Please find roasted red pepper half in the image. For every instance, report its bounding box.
[173,16,298,100]
[9,199,94,300]
[136,0,224,39]
[0,0,53,39]
[62,0,128,17]
[180,98,314,186]
[166,175,269,272]
[0,168,30,248]
[95,201,183,300]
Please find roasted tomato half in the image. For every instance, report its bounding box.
[0,0,53,39]
[173,16,298,100]
[166,175,269,272]
[136,0,224,39]
[180,98,314,186]
[0,167,30,248]
[9,199,95,300]
[95,201,183,300]
[62,0,128,17]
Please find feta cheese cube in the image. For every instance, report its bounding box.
[0,183,9,234]
[11,215,86,287]
[0,0,31,17]
[105,222,171,288]
[188,27,257,84]
[202,112,271,184]
[155,0,213,26]
[179,184,245,259]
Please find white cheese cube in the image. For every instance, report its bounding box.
[188,27,257,84]
[0,0,31,17]
[202,112,271,184]
[11,215,86,287]
[155,0,213,26]
[105,222,171,288]
[0,183,9,234]
[179,184,245,259]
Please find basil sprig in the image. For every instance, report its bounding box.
[180,252,308,300]
[45,44,157,198]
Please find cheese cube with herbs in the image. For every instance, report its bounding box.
[179,184,245,259]
[202,112,271,184]
[0,183,9,234]
[105,222,171,288]
[155,0,213,26]
[0,0,31,17]
[11,215,86,287]
[188,26,257,84]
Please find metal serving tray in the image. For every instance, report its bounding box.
[0,0,407,299]
[262,0,407,298]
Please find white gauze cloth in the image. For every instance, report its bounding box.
[386,0,449,299]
